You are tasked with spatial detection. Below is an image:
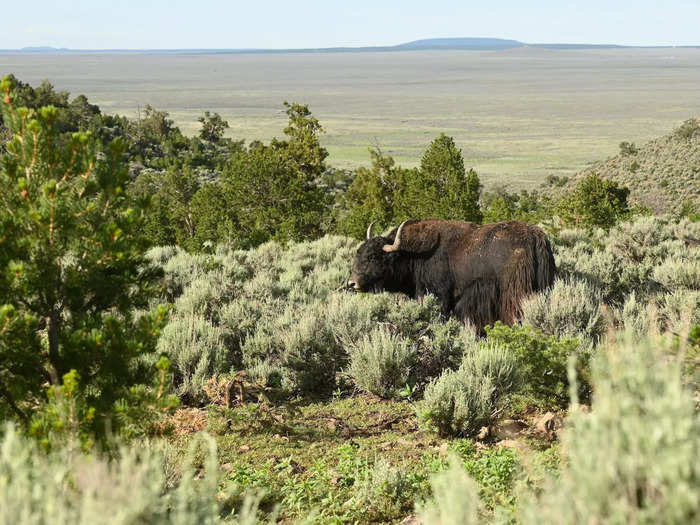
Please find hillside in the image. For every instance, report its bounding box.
[558,118,700,214]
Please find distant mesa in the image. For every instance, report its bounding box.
[394,38,525,50]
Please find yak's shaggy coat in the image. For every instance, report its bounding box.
[349,219,556,331]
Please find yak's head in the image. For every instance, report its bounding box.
[348,221,407,292]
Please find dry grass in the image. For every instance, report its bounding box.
[2,48,700,188]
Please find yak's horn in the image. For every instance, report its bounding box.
[366,220,377,240]
[382,221,408,253]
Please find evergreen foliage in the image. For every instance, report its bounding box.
[556,174,631,229]
[340,135,483,239]
[0,76,167,435]
[395,133,482,223]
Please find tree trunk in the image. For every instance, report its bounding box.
[0,379,27,421]
[46,309,62,384]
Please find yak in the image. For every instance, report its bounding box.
[348,219,556,332]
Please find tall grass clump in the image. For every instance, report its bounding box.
[418,342,518,437]
[0,425,261,524]
[518,334,700,525]
[347,328,418,398]
[521,277,604,344]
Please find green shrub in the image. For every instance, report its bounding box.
[418,342,518,437]
[556,174,631,230]
[521,278,604,344]
[347,328,417,398]
[485,323,586,407]
[519,335,700,525]
[0,78,166,435]
[461,445,519,510]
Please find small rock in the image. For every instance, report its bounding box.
[239,445,250,452]
[438,442,449,456]
[220,462,234,472]
[498,439,526,451]
[476,426,490,440]
[493,419,527,439]
[536,412,561,436]
[400,515,422,525]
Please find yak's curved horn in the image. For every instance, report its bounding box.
[382,220,408,253]
[366,220,377,240]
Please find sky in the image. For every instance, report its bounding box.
[3,0,700,49]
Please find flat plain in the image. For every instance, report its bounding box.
[2,48,699,188]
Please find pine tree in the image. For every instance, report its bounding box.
[0,75,166,428]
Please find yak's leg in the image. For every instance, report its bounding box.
[454,280,500,334]
[414,283,453,317]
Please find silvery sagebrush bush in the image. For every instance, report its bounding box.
[521,277,604,344]
[418,342,518,437]
[418,456,482,525]
[347,327,418,398]
[0,424,265,524]
[653,257,700,291]
[518,334,700,525]
[280,307,344,394]
[156,314,229,403]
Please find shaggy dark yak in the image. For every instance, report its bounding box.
[348,219,556,332]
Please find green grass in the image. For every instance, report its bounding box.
[2,48,699,188]
[167,395,554,523]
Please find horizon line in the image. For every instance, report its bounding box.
[3,37,700,54]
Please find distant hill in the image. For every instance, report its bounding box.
[555,118,700,214]
[395,38,524,50]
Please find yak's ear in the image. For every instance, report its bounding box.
[383,220,440,254]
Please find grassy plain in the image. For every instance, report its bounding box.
[2,48,700,188]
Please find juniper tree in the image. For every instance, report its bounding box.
[221,102,329,246]
[556,174,631,230]
[0,76,165,426]
[414,133,482,223]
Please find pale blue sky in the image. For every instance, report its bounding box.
[3,0,699,49]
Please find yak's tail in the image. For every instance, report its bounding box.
[494,226,557,326]
[534,232,556,291]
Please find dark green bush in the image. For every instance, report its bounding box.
[556,174,631,230]
[485,323,587,408]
